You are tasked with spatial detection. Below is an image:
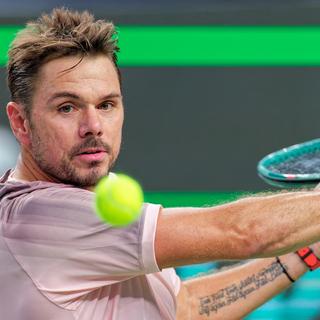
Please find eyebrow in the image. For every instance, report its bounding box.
[47,91,122,105]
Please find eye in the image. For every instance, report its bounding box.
[99,101,113,111]
[58,105,74,113]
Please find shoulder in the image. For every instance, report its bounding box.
[22,182,93,207]
[6,182,97,226]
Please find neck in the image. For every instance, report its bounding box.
[13,148,59,184]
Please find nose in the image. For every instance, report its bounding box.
[79,106,103,138]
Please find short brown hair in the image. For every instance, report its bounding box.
[7,7,120,120]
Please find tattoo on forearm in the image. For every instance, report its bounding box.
[198,261,284,316]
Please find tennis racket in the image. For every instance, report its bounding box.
[257,138,320,188]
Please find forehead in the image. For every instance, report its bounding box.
[33,55,120,101]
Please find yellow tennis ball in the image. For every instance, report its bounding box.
[95,173,144,227]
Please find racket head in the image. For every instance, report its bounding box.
[257,138,320,187]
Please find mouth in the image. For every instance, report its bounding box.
[76,148,108,162]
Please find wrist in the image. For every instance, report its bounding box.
[278,251,308,281]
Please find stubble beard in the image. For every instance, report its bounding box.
[30,130,116,188]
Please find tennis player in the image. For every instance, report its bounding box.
[1,8,320,320]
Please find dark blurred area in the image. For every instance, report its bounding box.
[2,0,320,25]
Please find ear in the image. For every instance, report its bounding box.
[6,101,31,146]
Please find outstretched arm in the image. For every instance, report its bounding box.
[176,245,318,319]
[155,190,320,268]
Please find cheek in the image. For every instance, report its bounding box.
[36,124,73,158]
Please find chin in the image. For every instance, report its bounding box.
[83,167,108,183]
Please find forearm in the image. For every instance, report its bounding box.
[177,250,313,320]
[156,190,320,268]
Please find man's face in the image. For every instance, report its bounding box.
[27,54,124,187]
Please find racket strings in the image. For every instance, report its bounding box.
[268,150,320,174]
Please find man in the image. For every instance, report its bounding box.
[1,8,320,320]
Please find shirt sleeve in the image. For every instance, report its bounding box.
[162,268,181,297]
[3,185,161,307]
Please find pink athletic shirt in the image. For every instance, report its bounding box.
[0,170,180,320]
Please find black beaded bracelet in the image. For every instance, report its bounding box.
[276,257,295,283]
